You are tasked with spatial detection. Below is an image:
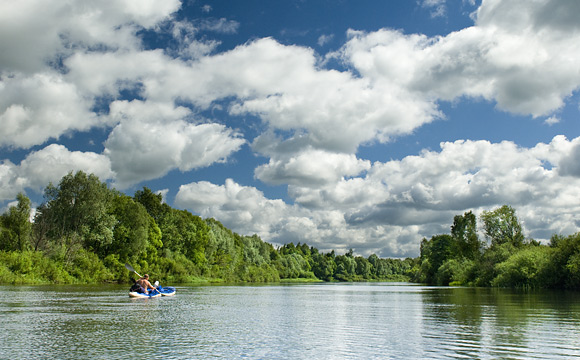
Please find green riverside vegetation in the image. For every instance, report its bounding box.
[0,171,414,285]
[1,171,579,289]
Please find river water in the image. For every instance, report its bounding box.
[1,282,579,359]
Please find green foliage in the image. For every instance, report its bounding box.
[436,258,477,286]
[275,253,315,279]
[36,171,116,255]
[0,193,32,251]
[491,246,552,288]
[546,233,580,289]
[0,172,418,285]
[419,234,454,284]
[312,252,336,281]
[481,205,524,248]
[415,204,580,289]
[134,187,164,221]
[107,194,150,261]
[0,251,73,284]
[11,174,579,289]
[451,211,481,260]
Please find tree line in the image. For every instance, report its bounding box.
[3,171,580,289]
[0,171,414,284]
[416,206,580,289]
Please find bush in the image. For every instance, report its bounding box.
[0,250,73,284]
[491,246,552,288]
[436,258,477,286]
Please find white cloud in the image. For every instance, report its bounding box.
[0,145,113,202]
[335,1,580,118]
[421,0,447,18]
[544,116,560,125]
[104,100,245,189]
[0,0,181,73]
[176,135,580,257]
[317,34,334,47]
[19,144,114,192]
[197,18,240,34]
[0,160,22,202]
[3,0,580,258]
[175,179,291,236]
[0,72,97,148]
[255,149,371,187]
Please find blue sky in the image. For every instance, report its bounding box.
[2,0,580,257]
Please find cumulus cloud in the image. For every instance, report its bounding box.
[0,0,181,73]
[20,144,114,192]
[175,179,291,236]
[104,100,245,189]
[335,1,580,117]
[0,144,113,202]
[0,72,97,148]
[175,135,580,257]
[255,149,371,187]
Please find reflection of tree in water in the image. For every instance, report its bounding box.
[421,287,580,359]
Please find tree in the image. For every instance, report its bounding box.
[419,234,454,284]
[107,194,150,261]
[334,253,356,281]
[0,193,32,251]
[355,256,372,279]
[481,205,524,248]
[451,211,481,260]
[312,252,336,281]
[134,187,164,221]
[36,171,115,255]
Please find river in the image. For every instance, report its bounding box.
[1,282,579,359]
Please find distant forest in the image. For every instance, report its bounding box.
[1,171,579,289]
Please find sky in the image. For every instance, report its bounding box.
[1,0,580,258]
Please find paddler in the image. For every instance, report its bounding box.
[135,274,156,294]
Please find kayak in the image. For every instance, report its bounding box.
[129,286,176,298]
[157,285,176,296]
[129,290,161,298]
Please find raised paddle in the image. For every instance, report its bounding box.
[124,263,142,278]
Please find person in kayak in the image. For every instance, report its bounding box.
[135,274,156,294]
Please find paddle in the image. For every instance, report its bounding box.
[125,263,161,296]
[125,263,142,278]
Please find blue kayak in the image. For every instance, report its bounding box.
[129,285,176,298]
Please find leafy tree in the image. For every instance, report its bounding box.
[492,246,552,288]
[334,253,356,281]
[451,211,481,260]
[107,194,150,261]
[275,253,313,279]
[419,234,454,284]
[0,193,32,251]
[134,187,164,221]
[37,171,115,254]
[355,256,372,279]
[547,233,580,289]
[312,252,336,281]
[481,205,524,248]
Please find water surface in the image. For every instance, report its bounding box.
[1,283,579,359]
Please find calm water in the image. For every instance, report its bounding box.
[1,283,579,359]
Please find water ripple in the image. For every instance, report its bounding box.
[1,284,580,359]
